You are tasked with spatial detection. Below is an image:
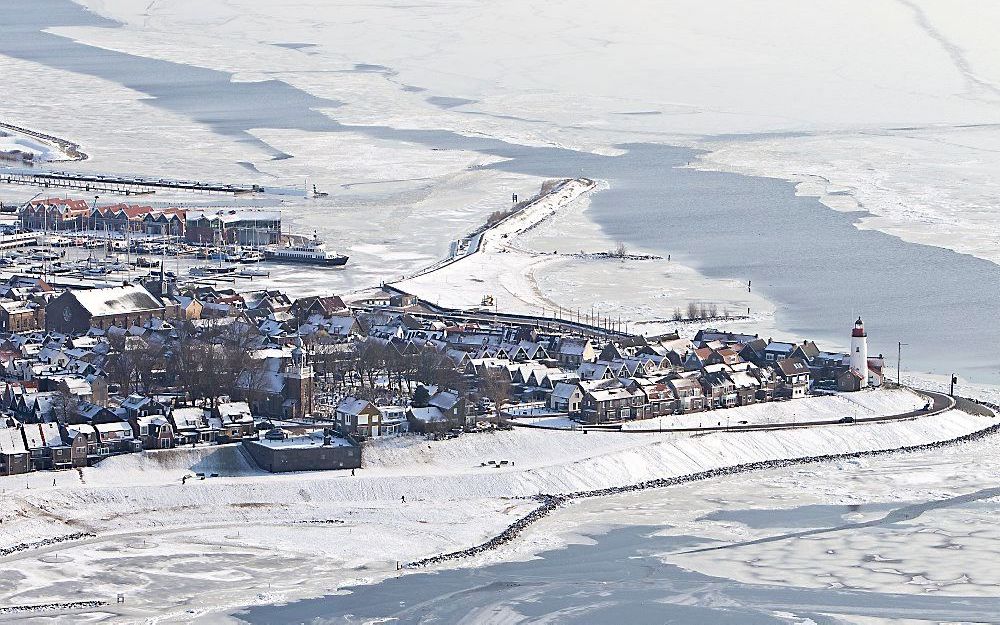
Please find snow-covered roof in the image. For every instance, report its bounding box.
[557,338,590,356]
[69,285,163,317]
[136,415,169,427]
[587,386,639,402]
[407,406,446,422]
[336,397,374,417]
[428,391,460,411]
[0,300,34,315]
[765,342,795,354]
[66,423,97,437]
[171,407,206,429]
[31,422,64,448]
[729,370,761,390]
[0,427,27,454]
[95,422,133,435]
[551,382,580,400]
[218,401,252,422]
[186,209,281,223]
[121,394,153,410]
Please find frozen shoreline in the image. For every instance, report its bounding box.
[394,176,784,341]
[0,395,995,622]
[691,129,1000,268]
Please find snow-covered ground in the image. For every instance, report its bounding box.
[395,177,783,339]
[0,403,994,621]
[495,423,1000,622]
[0,132,52,163]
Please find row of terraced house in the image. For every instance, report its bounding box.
[17,197,281,244]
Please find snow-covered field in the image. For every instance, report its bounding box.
[395,177,783,339]
[0,133,52,163]
[0,401,995,621]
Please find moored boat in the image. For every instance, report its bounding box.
[263,234,348,266]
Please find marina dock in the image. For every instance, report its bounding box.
[1,169,263,196]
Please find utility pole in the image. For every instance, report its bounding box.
[950,373,957,398]
[897,341,908,385]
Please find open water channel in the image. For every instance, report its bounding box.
[4,2,1000,622]
[5,0,998,384]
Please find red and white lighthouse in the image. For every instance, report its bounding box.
[850,317,869,388]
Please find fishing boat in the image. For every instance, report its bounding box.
[239,249,265,263]
[237,266,270,278]
[190,265,236,277]
[132,256,160,268]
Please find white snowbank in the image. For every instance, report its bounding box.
[0,404,993,619]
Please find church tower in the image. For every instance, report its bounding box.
[284,335,315,419]
[850,317,868,388]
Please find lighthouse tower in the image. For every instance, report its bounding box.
[850,317,869,388]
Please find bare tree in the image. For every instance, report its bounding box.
[672,307,683,322]
[133,338,165,393]
[708,303,718,318]
[355,340,384,390]
[238,356,271,414]
[105,333,139,395]
[50,387,80,425]
[479,367,511,427]
[168,335,209,404]
[686,301,699,320]
[613,241,628,258]
[434,361,465,394]
[415,350,443,387]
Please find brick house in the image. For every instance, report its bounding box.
[46,284,166,334]
[775,357,810,399]
[0,427,29,475]
[0,300,44,333]
[580,383,647,424]
[19,198,91,231]
[667,377,705,413]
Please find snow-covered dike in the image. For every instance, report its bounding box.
[0,408,994,621]
[394,176,781,339]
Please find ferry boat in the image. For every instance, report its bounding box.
[264,234,348,266]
